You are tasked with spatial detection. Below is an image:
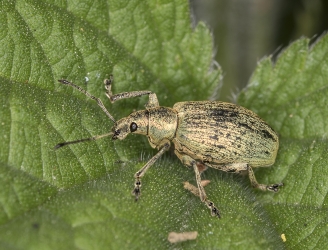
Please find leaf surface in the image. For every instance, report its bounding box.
[0,0,327,249]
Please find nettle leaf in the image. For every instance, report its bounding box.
[0,0,327,249]
[238,35,328,249]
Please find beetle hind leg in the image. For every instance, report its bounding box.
[246,165,283,192]
[214,163,283,192]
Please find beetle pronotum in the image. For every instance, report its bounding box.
[55,76,283,218]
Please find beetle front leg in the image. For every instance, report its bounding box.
[104,76,159,108]
[132,141,170,200]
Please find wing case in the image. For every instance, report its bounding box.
[173,101,278,167]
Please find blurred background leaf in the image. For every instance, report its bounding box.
[192,0,328,101]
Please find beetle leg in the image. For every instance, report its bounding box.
[104,76,159,108]
[183,180,219,218]
[57,79,116,123]
[213,163,283,192]
[132,141,170,200]
[183,180,211,197]
[178,154,220,218]
[247,165,283,192]
[192,161,221,218]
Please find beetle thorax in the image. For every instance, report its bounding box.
[147,107,178,148]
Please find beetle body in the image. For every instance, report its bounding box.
[172,101,278,168]
[56,77,283,218]
[116,101,278,167]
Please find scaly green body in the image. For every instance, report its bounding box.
[172,101,278,167]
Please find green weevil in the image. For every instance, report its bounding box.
[55,76,283,218]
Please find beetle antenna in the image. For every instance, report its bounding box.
[58,79,116,123]
[54,132,113,150]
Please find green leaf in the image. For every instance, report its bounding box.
[0,0,327,249]
[238,36,328,249]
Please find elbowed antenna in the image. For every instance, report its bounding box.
[55,79,117,150]
[54,132,113,150]
[58,79,116,124]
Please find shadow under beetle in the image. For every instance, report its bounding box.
[55,76,283,218]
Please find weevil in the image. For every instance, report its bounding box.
[55,76,283,218]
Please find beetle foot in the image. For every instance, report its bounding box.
[205,200,221,219]
[267,183,284,192]
[132,178,142,201]
[104,75,113,89]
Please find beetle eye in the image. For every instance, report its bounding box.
[130,122,138,132]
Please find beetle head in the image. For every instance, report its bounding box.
[112,110,149,140]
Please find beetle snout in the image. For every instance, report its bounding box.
[111,121,130,140]
[111,128,120,140]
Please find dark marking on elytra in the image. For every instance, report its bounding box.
[212,109,239,118]
[209,134,218,140]
[261,129,275,141]
[238,122,253,132]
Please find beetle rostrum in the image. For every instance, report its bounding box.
[55,75,283,219]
